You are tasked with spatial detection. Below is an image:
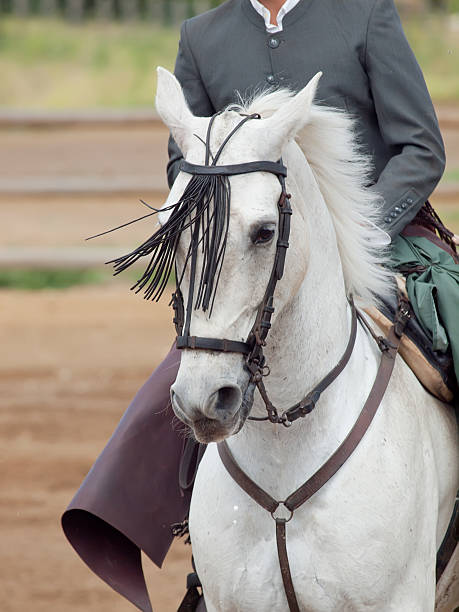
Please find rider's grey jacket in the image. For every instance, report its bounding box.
[167,0,445,238]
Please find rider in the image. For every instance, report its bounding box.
[62,2,458,611]
[168,0,445,238]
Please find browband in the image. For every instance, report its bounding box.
[180,160,287,177]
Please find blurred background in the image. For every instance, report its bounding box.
[0,1,458,610]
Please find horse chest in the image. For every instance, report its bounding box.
[188,445,404,611]
[188,430,439,611]
[189,484,390,611]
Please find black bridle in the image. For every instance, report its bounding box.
[171,112,358,427]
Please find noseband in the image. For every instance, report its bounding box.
[172,111,358,426]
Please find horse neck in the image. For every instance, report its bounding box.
[226,146,378,497]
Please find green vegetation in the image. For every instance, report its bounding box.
[0,18,179,108]
[0,268,109,289]
[0,266,173,290]
[444,168,459,182]
[403,15,459,101]
[0,13,458,108]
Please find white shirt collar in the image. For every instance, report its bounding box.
[249,0,302,33]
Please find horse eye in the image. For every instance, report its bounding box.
[251,226,275,245]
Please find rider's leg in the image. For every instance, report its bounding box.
[62,345,190,612]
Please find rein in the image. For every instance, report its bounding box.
[217,311,409,612]
[247,298,357,426]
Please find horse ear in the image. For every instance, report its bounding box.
[260,72,322,150]
[156,67,194,153]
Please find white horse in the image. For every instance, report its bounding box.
[155,68,458,611]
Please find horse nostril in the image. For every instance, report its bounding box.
[213,385,241,416]
[173,383,242,422]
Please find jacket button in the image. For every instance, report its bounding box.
[269,37,280,48]
[394,206,402,213]
[390,211,397,218]
[401,202,408,208]
[384,217,391,223]
[406,197,413,204]
[266,74,276,84]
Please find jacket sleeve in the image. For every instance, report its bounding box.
[167,21,215,188]
[365,0,445,238]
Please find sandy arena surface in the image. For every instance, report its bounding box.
[1,285,192,611]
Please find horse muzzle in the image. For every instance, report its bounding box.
[171,380,244,443]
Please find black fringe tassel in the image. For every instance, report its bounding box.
[107,173,231,312]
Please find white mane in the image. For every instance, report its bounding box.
[232,89,393,305]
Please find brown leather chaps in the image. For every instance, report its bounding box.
[62,346,187,612]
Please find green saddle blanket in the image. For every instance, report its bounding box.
[391,234,459,384]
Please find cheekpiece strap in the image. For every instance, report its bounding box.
[180,160,287,178]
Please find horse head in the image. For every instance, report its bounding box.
[153,68,325,442]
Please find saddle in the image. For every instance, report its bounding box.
[365,277,456,403]
[366,202,458,403]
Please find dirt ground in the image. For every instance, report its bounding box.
[1,285,192,611]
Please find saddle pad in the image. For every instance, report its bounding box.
[365,278,456,403]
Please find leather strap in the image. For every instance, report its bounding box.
[176,335,251,355]
[180,160,287,178]
[436,495,458,582]
[248,298,358,425]
[276,518,300,612]
[179,438,207,493]
[285,324,400,511]
[217,320,405,612]
[218,324,402,512]
[218,440,278,513]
